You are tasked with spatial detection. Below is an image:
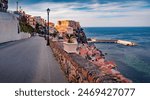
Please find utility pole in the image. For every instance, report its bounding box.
[16,1,18,12]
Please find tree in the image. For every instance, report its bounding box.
[19,15,34,34]
[35,23,40,33]
[65,34,76,43]
[20,15,27,23]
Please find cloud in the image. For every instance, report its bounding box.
[8,1,150,27]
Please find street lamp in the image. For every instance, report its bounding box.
[46,8,50,46]
[16,1,18,12]
[44,20,47,40]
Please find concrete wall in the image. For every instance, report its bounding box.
[117,40,136,46]
[50,41,132,83]
[0,12,30,43]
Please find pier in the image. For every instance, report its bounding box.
[88,38,137,46]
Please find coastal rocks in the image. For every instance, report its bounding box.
[51,20,131,83]
[77,43,117,69]
[50,41,132,83]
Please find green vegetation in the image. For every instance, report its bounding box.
[65,34,76,43]
[35,23,40,33]
[35,23,46,35]
[51,29,59,38]
[19,22,34,33]
[19,16,34,34]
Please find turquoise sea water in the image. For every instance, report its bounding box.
[84,27,150,83]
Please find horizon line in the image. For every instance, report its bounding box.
[82,26,150,28]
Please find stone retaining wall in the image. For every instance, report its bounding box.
[50,41,132,83]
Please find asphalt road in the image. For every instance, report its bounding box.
[0,36,67,83]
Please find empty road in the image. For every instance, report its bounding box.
[0,36,67,83]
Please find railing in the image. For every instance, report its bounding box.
[0,9,14,14]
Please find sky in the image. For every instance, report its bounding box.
[8,0,150,27]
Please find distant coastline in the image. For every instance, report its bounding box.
[83,26,150,28]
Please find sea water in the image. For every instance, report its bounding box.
[84,27,150,83]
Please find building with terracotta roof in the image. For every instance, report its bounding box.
[27,16,36,28]
[34,16,45,27]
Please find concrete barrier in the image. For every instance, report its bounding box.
[117,40,136,46]
[0,12,30,43]
[87,38,136,46]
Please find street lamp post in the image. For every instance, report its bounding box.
[46,8,50,46]
[44,20,47,40]
[16,1,18,12]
